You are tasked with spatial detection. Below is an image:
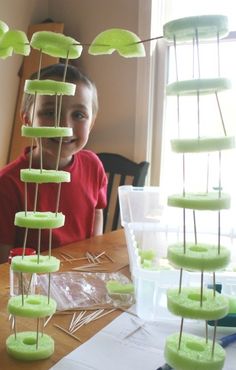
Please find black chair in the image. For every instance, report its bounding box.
[97,152,149,232]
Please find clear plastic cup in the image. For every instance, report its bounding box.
[9,247,36,296]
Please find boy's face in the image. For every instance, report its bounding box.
[29,81,95,166]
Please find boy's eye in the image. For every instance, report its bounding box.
[73,111,85,120]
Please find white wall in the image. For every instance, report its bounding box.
[0,0,48,167]
[48,0,145,159]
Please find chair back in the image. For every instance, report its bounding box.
[97,152,149,232]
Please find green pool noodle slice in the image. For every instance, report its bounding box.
[106,280,134,294]
[228,296,236,313]
[24,79,76,96]
[8,295,57,318]
[20,169,71,184]
[21,125,73,138]
[0,30,30,56]
[11,255,60,273]
[167,192,231,210]
[167,287,229,320]
[14,211,65,229]
[31,31,82,59]
[88,28,145,58]
[6,332,54,361]
[138,249,156,262]
[163,14,229,42]
[171,136,235,153]
[0,20,9,37]
[164,332,225,370]
[166,78,231,96]
[168,243,230,271]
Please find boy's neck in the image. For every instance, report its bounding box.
[27,148,73,170]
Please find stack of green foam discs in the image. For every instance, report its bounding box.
[163,14,232,370]
[5,29,83,361]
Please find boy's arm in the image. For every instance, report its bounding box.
[93,209,104,236]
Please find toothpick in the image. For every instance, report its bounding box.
[44,315,53,328]
[54,324,82,343]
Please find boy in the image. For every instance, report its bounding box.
[0,63,107,263]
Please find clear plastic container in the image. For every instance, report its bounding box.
[9,247,37,296]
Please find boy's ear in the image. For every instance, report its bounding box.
[20,111,31,124]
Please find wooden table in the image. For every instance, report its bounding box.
[0,229,129,370]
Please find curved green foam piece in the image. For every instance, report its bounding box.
[24,79,76,96]
[20,168,71,184]
[167,192,231,211]
[21,125,72,138]
[8,295,57,318]
[6,332,54,361]
[11,255,60,273]
[14,211,65,229]
[30,31,82,59]
[164,332,225,370]
[106,280,134,294]
[88,28,145,57]
[163,14,229,42]
[166,78,231,96]
[0,30,30,57]
[168,243,230,271]
[0,20,9,37]
[171,136,235,153]
[167,287,229,320]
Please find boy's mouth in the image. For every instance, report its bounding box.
[50,137,76,144]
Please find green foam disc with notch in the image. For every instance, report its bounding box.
[167,287,229,320]
[88,28,145,57]
[30,31,82,58]
[163,14,229,42]
[167,192,230,210]
[24,79,76,95]
[166,78,231,96]
[0,30,30,56]
[14,211,65,229]
[21,125,72,138]
[11,255,60,273]
[20,169,71,183]
[164,332,225,370]
[8,295,57,318]
[171,136,235,153]
[167,243,230,271]
[6,332,54,361]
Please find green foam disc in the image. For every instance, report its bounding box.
[171,136,235,153]
[88,28,145,57]
[106,280,134,294]
[8,295,57,317]
[167,192,231,210]
[30,31,82,59]
[167,287,229,320]
[168,243,230,271]
[138,249,156,262]
[6,332,54,361]
[21,125,72,138]
[166,78,231,96]
[0,30,30,56]
[164,332,225,370]
[20,169,71,183]
[14,211,65,229]
[163,15,229,42]
[24,79,76,95]
[0,20,9,37]
[11,255,60,273]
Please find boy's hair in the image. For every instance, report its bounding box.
[21,63,98,117]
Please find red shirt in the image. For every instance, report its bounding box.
[0,149,107,251]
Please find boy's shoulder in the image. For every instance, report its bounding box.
[0,152,27,179]
[76,149,102,165]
